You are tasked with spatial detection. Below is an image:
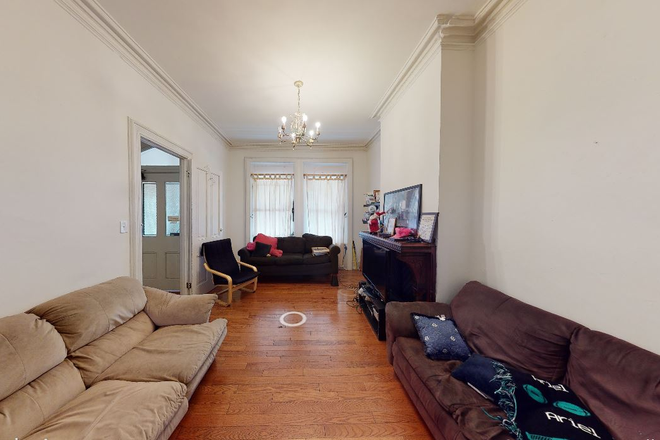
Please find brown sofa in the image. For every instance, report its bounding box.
[386,281,660,440]
[238,234,341,285]
[0,277,226,440]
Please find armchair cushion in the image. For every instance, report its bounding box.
[214,269,259,285]
[144,287,217,327]
[202,239,239,278]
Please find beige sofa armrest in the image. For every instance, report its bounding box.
[144,287,217,327]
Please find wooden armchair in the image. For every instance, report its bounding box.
[202,239,259,307]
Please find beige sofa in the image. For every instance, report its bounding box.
[0,277,226,440]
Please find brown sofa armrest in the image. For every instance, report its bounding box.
[329,244,341,273]
[385,301,453,364]
[144,287,218,327]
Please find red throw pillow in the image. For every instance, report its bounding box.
[255,234,282,257]
[246,242,256,251]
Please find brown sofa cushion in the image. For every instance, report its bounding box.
[277,236,306,254]
[451,281,582,382]
[28,277,147,352]
[302,233,333,253]
[393,338,509,440]
[24,380,187,440]
[302,253,330,265]
[94,318,227,385]
[565,327,660,439]
[69,311,156,386]
[275,254,303,265]
[0,359,85,439]
[0,313,66,401]
[243,256,277,266]
[144,287,217,327]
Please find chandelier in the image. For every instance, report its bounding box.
[278,80,321,149]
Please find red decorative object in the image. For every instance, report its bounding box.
[254,233,282,257]
[368,211,385,233]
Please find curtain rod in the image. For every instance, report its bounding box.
[303,173,348,180]
[250,173,294,180]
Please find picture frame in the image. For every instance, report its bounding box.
[382,184,422,230]
[385,217,397,235]
[417,212,438,243]
[373,190,381,203]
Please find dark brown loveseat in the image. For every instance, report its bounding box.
[386,281,660,440]
[238,234,341,285]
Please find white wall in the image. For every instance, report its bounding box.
[437,49,474,302]
[367,133,381,191]
[0,0,227,314]
[225,148,370,269]
[471,0,660,354]
[380,54,442,213]
[379,47,475,302]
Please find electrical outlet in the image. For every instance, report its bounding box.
[120,221,128,234]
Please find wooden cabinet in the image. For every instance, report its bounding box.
[360,232,436,302]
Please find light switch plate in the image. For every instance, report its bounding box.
[120,220,128,234]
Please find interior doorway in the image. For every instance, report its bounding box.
[141,146,181,291]
[128,119,192,294]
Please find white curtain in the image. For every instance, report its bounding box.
[304,175,347,246]
[250,175,294,238]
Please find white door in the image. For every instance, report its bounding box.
[142,167,181,291]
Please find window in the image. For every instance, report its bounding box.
[304,174,347,245]
[165,182,180,236]
[250,174,294,238]
[142,182,157,236]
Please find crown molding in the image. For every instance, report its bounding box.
[370,16,444,120]
[371,0,527,119]
[229,142,368,152]
[474,0,528,44]
[365,130,381,151]
[54,0,232,146]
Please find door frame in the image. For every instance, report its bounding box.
[128,118,193,294]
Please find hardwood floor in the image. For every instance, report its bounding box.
[170,271,433,440]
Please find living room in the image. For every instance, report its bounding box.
[1,1,658,439]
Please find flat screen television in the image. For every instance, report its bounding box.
[362,240,388,299]
[383,184,422,232]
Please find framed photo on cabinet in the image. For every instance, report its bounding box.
[385,217,397,235]
[418,212,438,243]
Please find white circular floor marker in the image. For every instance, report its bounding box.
[279,311,307,327]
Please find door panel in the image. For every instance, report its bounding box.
[142,168,180,291]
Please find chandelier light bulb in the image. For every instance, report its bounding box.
[277,80,321,148]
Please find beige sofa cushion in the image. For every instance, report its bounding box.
[95,318,228,385]
[0,313,66,401]
[28,277,147,352]
[24,380,187,440]
[0,359,85,439]
[144,287,217,326]
[69,311,156,386]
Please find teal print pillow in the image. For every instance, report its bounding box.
[451,355,614,440]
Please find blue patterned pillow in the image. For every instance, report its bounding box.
[411,313,471,361]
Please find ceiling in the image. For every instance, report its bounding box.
[98,0,487,146]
